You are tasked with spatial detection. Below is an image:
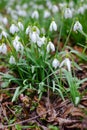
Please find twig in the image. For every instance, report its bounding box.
[0,109,51,129]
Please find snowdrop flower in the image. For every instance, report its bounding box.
[64,8,73,19]
[15,42,24,52]
[69,1,74,8]
[0,43,7,54]
[77,7,85,15]
[44,10,51,18]
[31,10,39,19]
[46,1,52,10]
[32,26,40,35]
[0,31,8,39]
[47,41,55,53]
[59,3,67,9]
[26,26,31,35]
[52,58,60,69]
[10,24,19,34]
[18,22,24,31]
[73,21,82,32]
[2,17,8,25]
[9,56,16,64]
[2,31,8,38]
[52,5,59,13]
[60,58,71,71]
[13,36,24,52]
[37,36,46,47]
[30,31,39,43]
[49,20,57,31]
[18,10,27,17]
[41,28,45,34]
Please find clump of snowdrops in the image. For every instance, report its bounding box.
[0,0,87,106]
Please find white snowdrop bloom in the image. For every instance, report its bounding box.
[2,31,8,38]
[13,36,23,52]
[59,3,67,9]
[52,5,59,13]
[18,10,27,17]
[77,6,85,15]
[2,17,8,25]
[26,26,31,35]
[52,58,60,69]
[9,56,16,64]
[46,1,52,10]
[10,24,19,34]
[38,5,44,10]
[0,43,7,54]
[15,42,24,52]
[30,31,39,43]
[7,7,12,14]
[69,1,74,8]
[22,3,28,9]
[47,41,55,53]
[11,13,18,20]
[33,26,40,35]
[18,22,24,31]
[73,21,82,32]
[59,58,71,72]
[37,36,46,47]
[83,5,87,10]
[41,28,45,34]
[49,20,57,31]
[31,10,39,19]
[64,8,73,19]
[44,10,51,18]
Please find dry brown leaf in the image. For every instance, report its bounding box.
[81,100,87,107]
[55,117,80,126]
[74,45,83,53]
[66,123,81,128]
[70,107,85,118]
[47,108,57,122]
[61,104,74,118]
[0,94,3,102]
[36,104,47,119]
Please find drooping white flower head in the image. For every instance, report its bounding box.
[10,24,19,34]
[18,10,27,17]
[2,31,8,38]
[47,41,55,53]
[49,20,57,31]
[37,36,46,47]
[29,26,40,43]
[44,10,51,18]
[18,22,24,31]
[26,26,31,35]
[46,1,52,10]
[13,36,24,52]
[31,10,39,19]
[52,5,59,13]
[73,21,82,32]
[0,43,7,54]
[77,6,85,15]
[0,31,8,39]
[64,8,73,19]
[52,58,60,69]
[30,31,39,43]
[9,55,16,64]
[2,17,8,25]
[59,58,71,71]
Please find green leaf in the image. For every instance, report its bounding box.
[12,87,20,102]
[15,124,22,130]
